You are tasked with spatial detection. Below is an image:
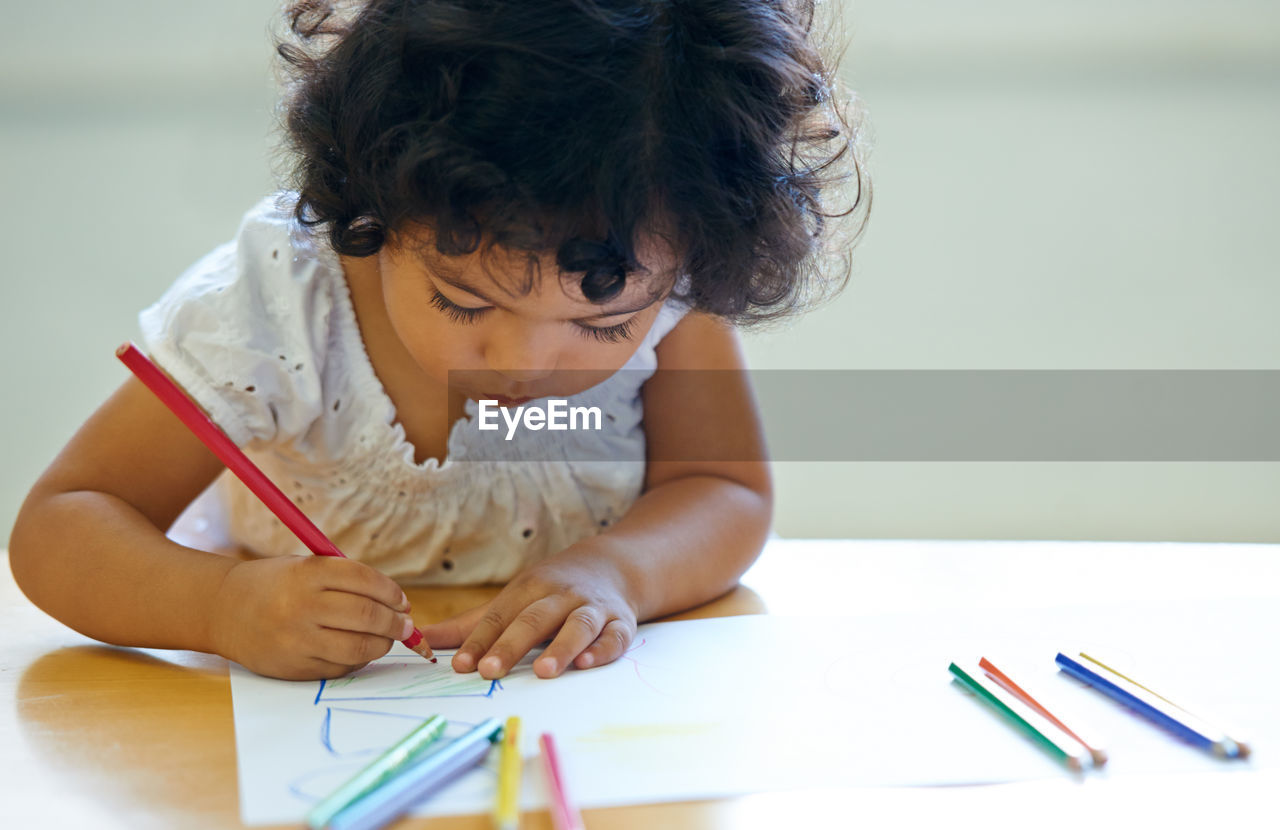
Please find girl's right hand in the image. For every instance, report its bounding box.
[209,554,415,680]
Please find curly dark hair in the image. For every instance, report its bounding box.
[275,0,869,323]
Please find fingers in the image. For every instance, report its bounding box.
[454,596,634,680]
[308,556,410,613]
[299,560,411,671]
[419,603,491,650]
[313,628,397,668]
[316,591,416,642]
[264,651,375,682]
[221,555,414,682]
[533,605,606,678]
[291,656,373,682]
[455,596,566,678]
[573,618,634,670]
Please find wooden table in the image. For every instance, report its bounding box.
[5,539,1279,828]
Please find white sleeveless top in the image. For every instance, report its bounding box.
[139,194,690,584]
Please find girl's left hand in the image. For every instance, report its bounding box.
[419,542,638,679]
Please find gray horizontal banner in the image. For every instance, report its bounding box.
[445,370,1280,462]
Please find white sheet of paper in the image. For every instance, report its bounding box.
[230,597,1278,825]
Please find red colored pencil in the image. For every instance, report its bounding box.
[538,732,584,830]
[979,656,1105,766]
[116,341,435,661]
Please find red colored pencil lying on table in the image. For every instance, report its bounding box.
[116,341,436,662]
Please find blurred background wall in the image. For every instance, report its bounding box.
[3,1,1278,543]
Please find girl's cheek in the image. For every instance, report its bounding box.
[428,337,476,375]
[563,342,637,374]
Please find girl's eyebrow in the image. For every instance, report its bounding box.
[433,272,665,322]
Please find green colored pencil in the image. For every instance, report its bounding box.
[949,662,1086,772]
[306,714,449,829]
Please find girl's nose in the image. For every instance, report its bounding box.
[484,322,557,383]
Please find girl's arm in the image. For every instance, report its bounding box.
[426,312,773,678]
[594,310,773,621]
[8,377,415,680]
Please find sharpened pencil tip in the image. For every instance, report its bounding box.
[400,625,436,661]
[406,633,436,662]
[1219,738,1251,760]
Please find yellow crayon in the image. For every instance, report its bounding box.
[494,716,522,830]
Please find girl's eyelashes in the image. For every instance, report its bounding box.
[430,288,638,343]
[575,317,637,344]
[429,290,489,323]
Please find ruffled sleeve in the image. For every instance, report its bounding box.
[137,195,333,448]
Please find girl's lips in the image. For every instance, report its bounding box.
[483,393,533,407]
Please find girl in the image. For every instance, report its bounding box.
[9,0,865,681]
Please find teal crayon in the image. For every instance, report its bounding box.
[307,714,448,829]
[327,718,504,830]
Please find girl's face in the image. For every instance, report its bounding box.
[377,228,677,405]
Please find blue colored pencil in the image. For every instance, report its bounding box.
[1078,652,1251,758]
[326,718,504,830]
[1055,653,1244,758]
